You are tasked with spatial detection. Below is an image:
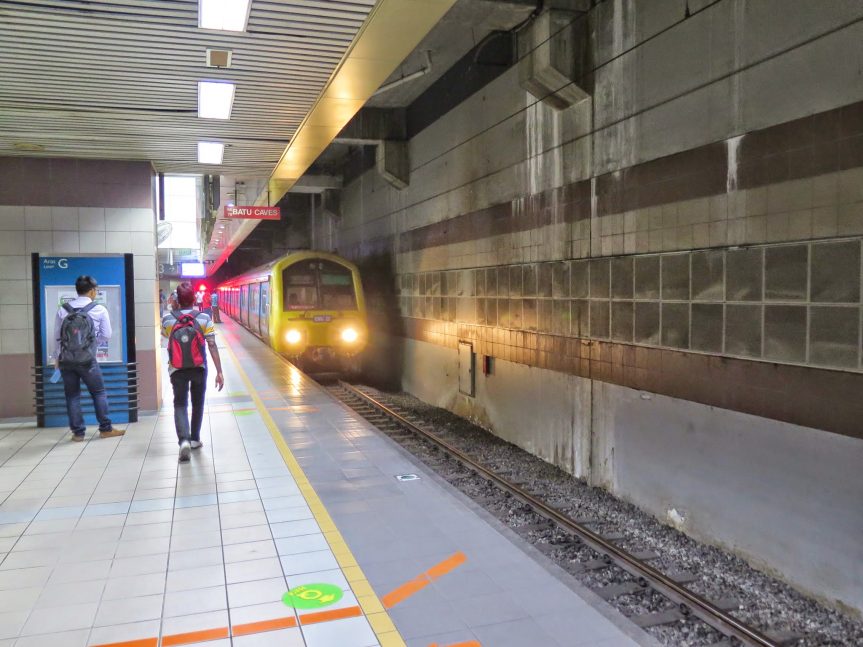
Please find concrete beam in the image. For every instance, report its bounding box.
[288,174,343,194]
[376,141,409,190]
[518,8,590,110]
[334,108,407,146]
[544,0,591,10]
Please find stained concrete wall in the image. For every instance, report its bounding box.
[597,380,863,614]
[336,1,863,613]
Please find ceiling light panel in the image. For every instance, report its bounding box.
[198,81,235,119]
[198,141,224,164]
[199,0,251,32]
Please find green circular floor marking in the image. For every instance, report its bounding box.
[282,583,343,610]
[234,410,254,416]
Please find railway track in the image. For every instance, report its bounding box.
[324,380,801,647]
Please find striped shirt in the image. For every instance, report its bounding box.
[161,309,215,374]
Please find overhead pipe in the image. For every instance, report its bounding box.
[372,51,433,96]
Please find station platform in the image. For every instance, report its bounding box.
[0,318,651,647]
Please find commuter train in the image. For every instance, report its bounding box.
[218,251,367,373]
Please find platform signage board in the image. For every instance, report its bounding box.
[32,254,138,427]
[223,205,281,220]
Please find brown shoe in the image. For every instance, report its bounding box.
[99,428,125,438]
[71,434,85,442]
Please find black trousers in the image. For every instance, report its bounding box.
[170,368,206,444]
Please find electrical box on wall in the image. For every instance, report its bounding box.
[458,341,475,397]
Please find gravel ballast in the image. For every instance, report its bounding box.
[351,385,863,647]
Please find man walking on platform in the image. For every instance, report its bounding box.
[162,281,224,462]
[54,275,125,441]
[210,289,221,323]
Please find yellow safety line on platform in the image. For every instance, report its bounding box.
[222,343,406,647]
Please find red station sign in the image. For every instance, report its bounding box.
[223,206,281,220]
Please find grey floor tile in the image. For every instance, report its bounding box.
[535,609,637,646]
[388,592,468,639]
[471,617,559,647]
[430,568,505,603]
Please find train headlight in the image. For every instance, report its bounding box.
[285,329,302,345]
[341,327,359,343]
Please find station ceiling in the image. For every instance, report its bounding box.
[0,0,378,176]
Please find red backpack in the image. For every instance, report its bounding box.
[168,310,206,369]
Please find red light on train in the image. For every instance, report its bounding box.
[199,284,206,291]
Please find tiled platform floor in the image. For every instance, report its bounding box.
[0,318,652,647]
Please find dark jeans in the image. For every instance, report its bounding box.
[61,360,112,435]
[170,368,207,445]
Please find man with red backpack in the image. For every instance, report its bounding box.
[161,281,224,462]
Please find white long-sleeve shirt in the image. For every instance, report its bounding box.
[54,296,112,348]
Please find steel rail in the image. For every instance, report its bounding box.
[336,381,780,647]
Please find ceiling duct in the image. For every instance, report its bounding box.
[518,5,590,110]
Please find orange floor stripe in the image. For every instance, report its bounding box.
[381,576,430,609]
[161,627,230,646]
[382,552,468,609]
[299,605,362,625]
[231,616,298,636]
[90,640,157,647]
[425,551,466,580]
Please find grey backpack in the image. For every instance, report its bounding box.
[59,302,97,368]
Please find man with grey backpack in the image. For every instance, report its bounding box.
[54,275,125,442]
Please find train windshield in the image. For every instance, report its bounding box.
[282,260,356,311]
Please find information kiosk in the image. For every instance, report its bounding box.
[31,254,138,428]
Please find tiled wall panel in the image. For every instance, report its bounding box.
[396,238,863,373]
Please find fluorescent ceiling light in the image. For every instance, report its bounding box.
[199,0,251,32]
[198,81,235,119]
[198,142,224,164]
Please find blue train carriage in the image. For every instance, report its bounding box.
[218,251,368,374]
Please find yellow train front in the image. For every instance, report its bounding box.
[218,251,367,374]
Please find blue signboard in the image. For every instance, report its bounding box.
[33,254,137,427]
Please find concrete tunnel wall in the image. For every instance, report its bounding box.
[332,1,863,614]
